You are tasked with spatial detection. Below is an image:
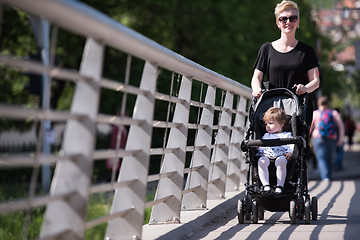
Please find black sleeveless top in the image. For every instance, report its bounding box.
[253,41,319,126]
[253,41,319,90]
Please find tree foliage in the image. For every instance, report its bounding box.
[82,0,340,92]
[0,0,346,119]
[84,0,281,85]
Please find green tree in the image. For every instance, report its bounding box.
[0,0,344,123]
[0,6,39,131]
[82,0,340,91]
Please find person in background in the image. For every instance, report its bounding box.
[344,113,356,151]
[106,124,128,171]
[334,108,344,171]
[310,96,345,181]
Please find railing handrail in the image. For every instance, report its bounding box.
[1,1,253,239]
[7,0,252,99]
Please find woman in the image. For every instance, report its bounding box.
[311,96,345,181]
[251,0,320,124]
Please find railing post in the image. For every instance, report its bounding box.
[182,85,215,209]
[149,76,192,224]
[208,91,233,199]
[240,101,250,185]
[105,61,158,240]
[226,96,247,192]
[40,38,104,239]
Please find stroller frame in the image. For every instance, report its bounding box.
[238,88,318,224]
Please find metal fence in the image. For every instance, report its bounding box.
[0,0,252,239]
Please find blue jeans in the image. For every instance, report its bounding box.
[313,137,337,180]
[335,143,344,169]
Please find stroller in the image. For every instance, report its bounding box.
[238,88,318,224]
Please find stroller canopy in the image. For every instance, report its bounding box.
[251,88,301,139]
[253,88,300,122]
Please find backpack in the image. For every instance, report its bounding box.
[318,109,337,139]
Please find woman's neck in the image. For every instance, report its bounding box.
[273,35,298,53]
[279,34,298,47]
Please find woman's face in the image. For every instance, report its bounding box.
[265,119,284,134]
[276,10,299,34]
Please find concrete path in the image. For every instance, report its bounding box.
[183,142,360,240]
[143,141,360,240]
[185,180,360,240]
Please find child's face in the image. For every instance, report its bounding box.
[264,119,284,134]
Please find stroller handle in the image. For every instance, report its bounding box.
[240,136,306,152]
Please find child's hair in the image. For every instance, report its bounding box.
[262,107,288,126]
[274,0,299,20]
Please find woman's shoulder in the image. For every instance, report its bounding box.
[259,41,272,51]
[312,109,321,121]
[313,109,320,116]
[332,108,341,118]
[296,41,316,52]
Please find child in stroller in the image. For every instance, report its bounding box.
[238,88,318,224]
[258,107,294,195]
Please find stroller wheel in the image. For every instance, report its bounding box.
[237,199,245,224]
[297,197,304,221]
[252,200,258,224]
[289,200,296,224]
[305,199,311,224]
[245,195,251,220]
[258,204,264,220]
[311,197,318,221]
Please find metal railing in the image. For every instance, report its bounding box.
[0,0,252,239]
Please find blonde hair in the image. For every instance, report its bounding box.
[263,107,288,126]
[274,0,299,20]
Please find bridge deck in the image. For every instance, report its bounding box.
[144,142,360,240]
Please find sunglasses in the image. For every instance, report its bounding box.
[278,15,298,23]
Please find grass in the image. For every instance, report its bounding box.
[144,192,155,224]
[0,184,44,240]
[83,192,155,239]
[0,208,45,240]
[0,186,155,239]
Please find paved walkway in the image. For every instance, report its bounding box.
[185,180,360,240]
[143,140,360,240]
[184,142,360,240]
[308,143,360,181]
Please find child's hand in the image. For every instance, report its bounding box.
[284,152,293,160]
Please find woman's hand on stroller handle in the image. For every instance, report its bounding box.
[293,84,308,95]
[252,88,266,99]
[252,89,266,104]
